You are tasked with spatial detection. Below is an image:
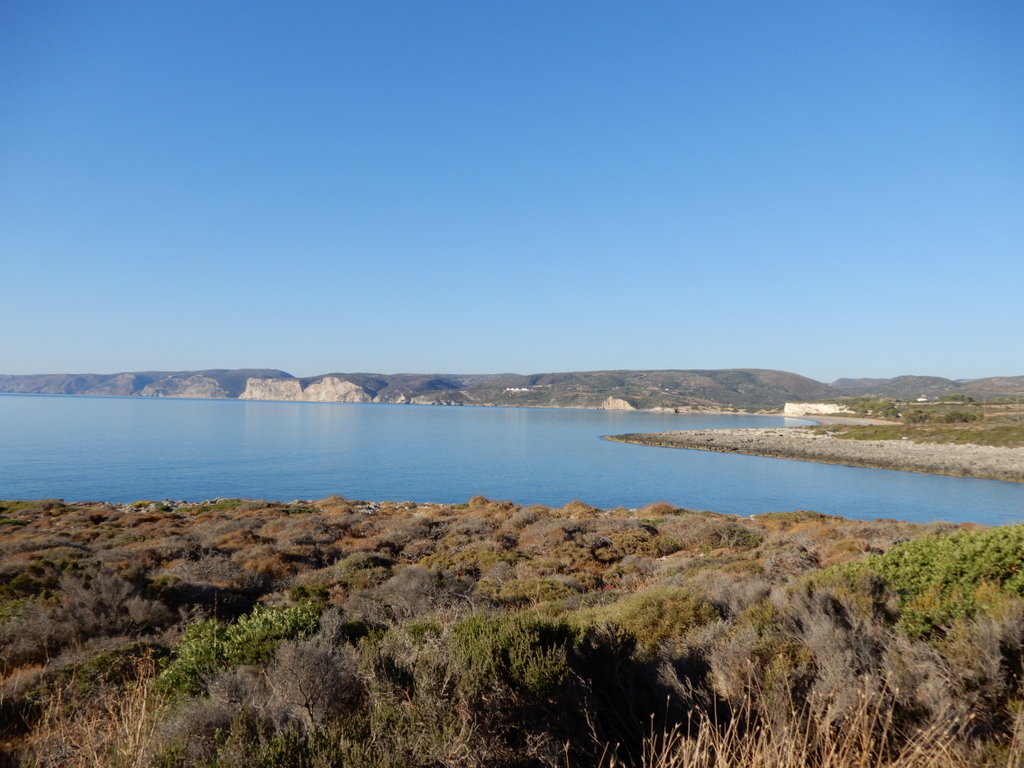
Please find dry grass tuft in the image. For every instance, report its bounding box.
[20,656,167,768]
[609,687,989,768]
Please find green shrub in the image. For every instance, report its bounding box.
[593,531,680,562]
[421,547,524,577]
[0,499,64,516]
[287,584,330,605]
[51,641,169,697]
[845,398,899,418]
[449,613,581,698]
[494,577,574,606]
[940,410,979,423]
[158,603,321,697]
[0,560,62,602]
[325,552,397,592]
[902,409,930,424]
[579,586,718,653]
[404,619,442,642]
[680,521,764,553]
[841,525,1024,637]
[941,393,976,403]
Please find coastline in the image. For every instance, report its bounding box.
[0,391,798,416]
[605,427,1024,484]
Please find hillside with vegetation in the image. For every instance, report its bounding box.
[0,368,837,411]
[3,495,1024,767]
[0,369,291,399]
[831,375,1024,400]
[813,396,1024,448]
[5,368,1024,413]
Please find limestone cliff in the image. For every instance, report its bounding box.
[410,392,474,406]
[373,392,409,404]
[783,402,853,417]
[600,397,636,411]
[239,378,305,401]
[239,377,372,403]
[302,377,373,403]
[7,367,1024,410]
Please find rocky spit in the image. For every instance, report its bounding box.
[605,428,1024,484]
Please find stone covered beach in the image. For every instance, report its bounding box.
[605,427,1024,484]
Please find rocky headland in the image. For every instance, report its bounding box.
[0,368,840,410]
[239,376,373,403]
[605,427,1024,483]
[4,368,1024,413]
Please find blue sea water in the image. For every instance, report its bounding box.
[1,394,1023,526]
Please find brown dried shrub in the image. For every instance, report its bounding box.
[640,501,678,518]
[594,530,679,563]
[753,510,846,534]
[369,565,477,620]
[558,500,602,517]
[519,518,593,555]
[421,545,523,578]
[504,507,543,531]
[676,520,764,554]
[441,517,496,548]
[551,542,603,574]
[234,547,295,580]
[266,639,365,728]
[313,495,353,515]
[54,568,173,642]
[493,576,575,606]
[603,555,659,590]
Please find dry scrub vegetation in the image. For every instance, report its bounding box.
[1,495,1023,767]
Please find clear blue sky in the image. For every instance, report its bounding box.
[2,1,1021,383]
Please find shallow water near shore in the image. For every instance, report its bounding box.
[1,394,1023,525]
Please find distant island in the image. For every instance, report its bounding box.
[2,367,1023,412]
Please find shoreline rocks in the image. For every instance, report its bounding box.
[605,428,1024,484]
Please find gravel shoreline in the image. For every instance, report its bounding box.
[605,428,1024,484]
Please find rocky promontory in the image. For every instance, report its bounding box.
[5,367,1024,412]
[605,428,1024,484]
[0,368,840,410]
[239,376,373,403]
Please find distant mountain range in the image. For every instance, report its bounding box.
[0,369,290,399]
[1,369,1021,410]
[830,375,1024,400]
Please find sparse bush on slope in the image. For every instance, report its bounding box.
[157,603,321,697]
[5,498,1024,767]
[840,524,1024,637]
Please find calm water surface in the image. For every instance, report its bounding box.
[1,394,1023,526]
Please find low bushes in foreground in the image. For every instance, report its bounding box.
[1,496,1023,766]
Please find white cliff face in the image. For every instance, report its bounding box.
[239,377,371,403]
[239,379,305,400]
[374,393,408,404]
[783,402,854,416]
[303,377,373,403]
[600,397,636,411]
[411,394,466,405]
[139,375,229,398]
